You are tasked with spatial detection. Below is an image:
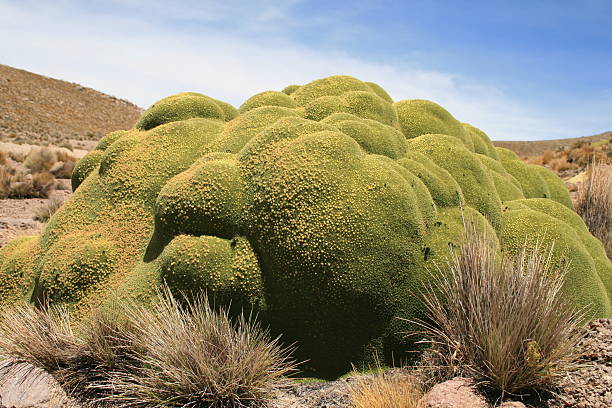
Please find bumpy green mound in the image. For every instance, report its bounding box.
[1,75,609,377]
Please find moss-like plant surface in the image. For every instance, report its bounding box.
[1,75,609,377]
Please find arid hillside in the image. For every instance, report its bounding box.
[0,64,142,146]
[494,131,612,158]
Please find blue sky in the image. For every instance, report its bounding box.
[1,0,611,140]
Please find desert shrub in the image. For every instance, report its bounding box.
[33,194,65,222]
[350,371,423,408]
[0,168,55,199]
[413,222,586,398]
[549,157,577,172]
[527,150,554,166]
[23,147,76,177]
[0,167,11,198]
[31,172,57,198]
[51,159,76,179]
[59,141,74,151]
[540,150,553,165]
[24,147,57,173]
[566,143,609,168]
[5,171,31,198]
[575,163,611,257]
[102,287,296,408]
[55,149,76,163]
[528,139,611,175]
[8,150,27,163]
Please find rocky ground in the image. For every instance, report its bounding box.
[0,179,71,247]
[544,319,612,408]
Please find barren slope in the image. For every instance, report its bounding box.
[0,64,142,145]
[494,131,612,158]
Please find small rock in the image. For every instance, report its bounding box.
[0,359,80,408]
[421,377,488,408]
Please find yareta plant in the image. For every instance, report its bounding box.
[0,76,609,376]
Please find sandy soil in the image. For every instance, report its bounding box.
[0,179,71,247]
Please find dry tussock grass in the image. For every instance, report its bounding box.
[0,145,79,198]
[0,303,81,371]
[0,167,57,198]
[575,162,611,256]
[0,287,296,407]
[350,373,424,408]
[411,221,587,399]
[24,147,77,178]
[32,194,66,222]
[103,288,297,407]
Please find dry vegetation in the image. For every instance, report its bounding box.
[575,163,612,257]
[0,146,77,199]
[0,288,297,407]
[350,372,423,408]
[526,137,611,176]
[412,222,587,400]
[494,131,612,158]
[32,193,66,222]
[0,64,142,146]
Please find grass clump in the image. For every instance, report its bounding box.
[0,148,62,198]
[0,287,296,407]
[349,371,423,408]
[23,147,76,178]
[103,288,296,407]
[0,167,57,198]
[33,193,65,222]
[0,302,81,371]
[575,162,611,257]
[412,221,587,399]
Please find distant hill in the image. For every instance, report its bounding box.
[493,131,612,158]
[0,64,142,146]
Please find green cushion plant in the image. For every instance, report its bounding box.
[0,75,609,377]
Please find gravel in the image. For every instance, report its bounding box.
[544,318,612,408]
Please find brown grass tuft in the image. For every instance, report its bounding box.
[0,167,56,199]
[549,157,577,172]
[0,303,82,372]
[32,194,65,222]
[22,147,77,179]
[575,162,611,256]
[31,172,57,198]
[8,150,27,163]
[411,221,586,398]
[24,147,58,173]
[102,288,297,407]
[350,373,424,408]
[0,287,296,407]
[0,166,12,197]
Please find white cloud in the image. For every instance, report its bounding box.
[0,1,609,141]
